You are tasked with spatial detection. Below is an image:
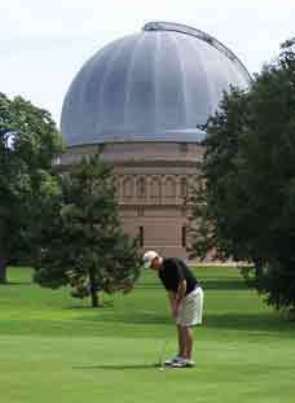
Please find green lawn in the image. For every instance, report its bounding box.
[1,266,295,403]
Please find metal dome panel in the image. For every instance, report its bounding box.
[61,22,251,146]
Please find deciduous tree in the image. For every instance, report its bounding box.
[189,39,295,314]
[0,93,63,283]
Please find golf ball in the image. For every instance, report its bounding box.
[159,367,164,371]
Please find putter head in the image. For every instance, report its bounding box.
[154,362,165,370]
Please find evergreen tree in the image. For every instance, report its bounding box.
[34,155,141,307]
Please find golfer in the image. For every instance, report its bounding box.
[143,250,204,368]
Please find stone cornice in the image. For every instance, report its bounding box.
[119,202,191,209]
[114,159,201,168]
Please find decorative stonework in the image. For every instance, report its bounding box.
[58,141,204,258]
[116,173,195,207]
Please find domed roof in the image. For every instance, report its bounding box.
[61,22,251,147]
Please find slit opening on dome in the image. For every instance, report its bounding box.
[143,21,251,81]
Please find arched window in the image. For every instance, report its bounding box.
[136,177,146,198]
[122,177,133,198]
[180,178,188,197]
[150,177,161,199]
[165,177,176,198]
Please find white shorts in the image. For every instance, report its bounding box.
[176,287,204,327]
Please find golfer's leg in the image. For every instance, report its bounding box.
[177,325,185,357]
[182,326,194,360]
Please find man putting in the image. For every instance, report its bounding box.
[143,250,204,368]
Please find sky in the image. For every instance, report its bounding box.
[0,0,295,127]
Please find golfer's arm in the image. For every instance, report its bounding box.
[168,291,176,308]
[167,279,187,308]
[175,280,187,304]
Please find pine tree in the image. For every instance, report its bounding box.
[34,155,141,307]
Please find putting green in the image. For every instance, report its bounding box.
[0,266,294,403]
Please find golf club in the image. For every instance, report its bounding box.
[157,337,168,371]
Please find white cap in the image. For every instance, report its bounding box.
[142,250,159,269]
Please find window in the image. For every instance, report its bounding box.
[180,178,188,197]
[181,226,187,248]
[122,177,133,198]
[179,143,188,153]
[137,177,146,198]
[165,177,176,198]
[150,177,161,199]
[139,226,144,247]
[138,207,144,217]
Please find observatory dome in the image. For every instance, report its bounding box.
[61,22,251,147]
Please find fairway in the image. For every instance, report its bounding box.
[1,266,295,403]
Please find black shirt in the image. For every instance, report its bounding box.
[158,258,199,295]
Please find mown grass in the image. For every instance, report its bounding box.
[0,266,294,403]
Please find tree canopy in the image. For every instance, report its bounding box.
[189,39,295,313]
[0,93,64,283]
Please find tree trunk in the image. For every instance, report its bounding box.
[254,257,263,278]
[0,256,7,284]
[88,268,99,308]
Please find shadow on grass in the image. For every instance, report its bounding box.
[73,364,156,370]
[65,301,114,310]
[205,312,295,333]
[114,313,171,325]
[135,283,162,290]
[136,279,247,291]
[202,280,247,290]
[2,281,32,286]
[74,309,295,334]
[75,311,172,325]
